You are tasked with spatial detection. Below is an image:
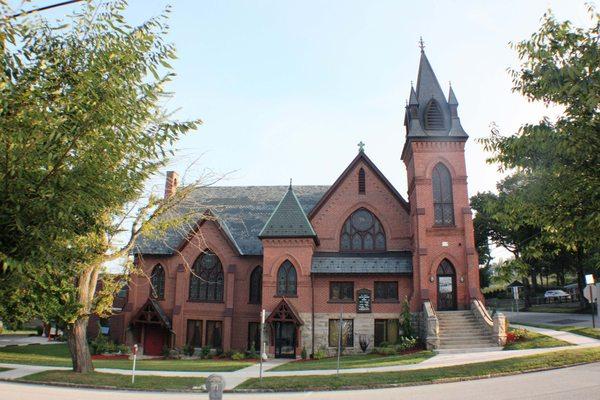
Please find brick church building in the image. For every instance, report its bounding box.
[114,48,483,357]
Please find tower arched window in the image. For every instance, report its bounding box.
[358,168,366,194]
[189,251,224,302]
[276,261,297,296]
[432,163,454,225]
[424,99,444,130]
[249,266,262,304]
[150,264,165,299]
[340,208,386,252]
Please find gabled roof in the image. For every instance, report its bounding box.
[134,186,328,256]
[259,185,317,239]
[266,298,304,325]
[131,298,172,331]
[308,151,409,218]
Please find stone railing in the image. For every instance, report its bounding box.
[422,300,439,350]
[471,299,507,346]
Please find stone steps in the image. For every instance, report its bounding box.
[436,310,498,352]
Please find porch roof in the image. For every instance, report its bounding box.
[311,252,413,274]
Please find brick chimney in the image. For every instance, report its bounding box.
[164,171,180,199]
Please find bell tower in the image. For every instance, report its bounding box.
[402,43,481,310]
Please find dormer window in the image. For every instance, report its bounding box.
[424,99,444,130]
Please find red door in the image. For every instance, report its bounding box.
[143,326,166,356]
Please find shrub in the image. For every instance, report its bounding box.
[301,346,307,360]
[246,343,259,359]
[116,344,131,355]
[378,341,390,348]
[231,351,245,361]
[313,347,327,360]
[374,346,396,356]
[35,326,44,336]
[182,343,195,357]
[89,335,111,355]
[161,345,171,358]
[200,346,211,359]
[400,296,413,338]
[394,336,418,352]
[359,334,370,353]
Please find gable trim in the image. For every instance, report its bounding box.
[308,152,409,219]
[175,209,243,256]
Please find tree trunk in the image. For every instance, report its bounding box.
[66,317,94,373]
[575,252,586,308]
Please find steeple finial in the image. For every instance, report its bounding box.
[357,141,365,153]
[289,178,292,189]
[418,36,425,52]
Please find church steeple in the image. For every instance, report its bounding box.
[404,43,468,139]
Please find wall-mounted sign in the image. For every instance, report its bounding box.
[357,289,372,313]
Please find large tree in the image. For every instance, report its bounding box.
[0,1,200,372]
[481,7,600,299]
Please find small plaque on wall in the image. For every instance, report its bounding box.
[356,289,372,313]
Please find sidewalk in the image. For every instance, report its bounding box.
[1,325,599,390]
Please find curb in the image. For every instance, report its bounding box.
[1,378,207,393]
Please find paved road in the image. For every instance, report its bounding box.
[1,362,599,400]
[505,311,598,328]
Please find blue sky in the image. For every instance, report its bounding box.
[23,0,595,196]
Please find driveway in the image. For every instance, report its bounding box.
[504,311,598,328]
[0,362,599,399]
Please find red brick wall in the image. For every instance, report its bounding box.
[403,140,481,310]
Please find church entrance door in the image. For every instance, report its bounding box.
[437,260,457,310]
[274,321,296,358]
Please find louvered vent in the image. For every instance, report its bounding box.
[424,100,444,130]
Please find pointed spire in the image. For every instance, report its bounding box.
[409,86,418,105]
[448,83,458,105]
[415,49,446,105]
[259,185,317,239]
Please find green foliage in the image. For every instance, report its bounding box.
[301,346,307,360]
[312,347,327,360]
[400,297,413,338]
[480,7,600,255]
[88,335,118,355]
[200,346,211,359]
[182,343,195,357]
[231,351,245,361]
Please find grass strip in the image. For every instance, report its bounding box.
[515,323,600,340]
[271,351,433,371]
[0,368,10,372]
[237,347,600,391]
[0,344,253,372]
[503,328,570,350]
[18,370,204,391]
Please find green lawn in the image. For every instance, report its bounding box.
[0,344,253,372]
[526,304,586,313]
[19,370,204,391]
[0,330,38,336]
[0,367,9,372]
[271,351,434,371]
[237,347,600,391]
[503,328,570,350]
[516,323,600,340]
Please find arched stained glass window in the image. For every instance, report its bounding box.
[340,208,386,252]
[432,163,454,225]
[277,261,297,296]
[424,99,444,130]
[189,251,224,302]
[437,259,455,275]
[249,266,262,304]
[150,264,165,299]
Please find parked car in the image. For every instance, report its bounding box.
[544,289,571,302]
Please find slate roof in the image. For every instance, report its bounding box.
[404,49,468,139]
[311,252,413,274]
[133,185,329,256]
[259,185,317,239]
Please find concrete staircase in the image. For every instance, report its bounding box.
[436,310,499,353]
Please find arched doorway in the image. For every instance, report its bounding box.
[266,299,304,358]
[437,259,457,310]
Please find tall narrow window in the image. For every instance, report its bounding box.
[276,261,297,296]
[186,320,202,347]
[189,251,224,302]
[205,320,223,349]
[432,163,454,225]
[340,208,386,251]
[249,266,262,304]
[424,99,444,130]
[358,168,366,194]
[150,264,165,299]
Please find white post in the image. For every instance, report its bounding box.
[131,344,138,384]
[259,309,265,382]
[336,304,343,376]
